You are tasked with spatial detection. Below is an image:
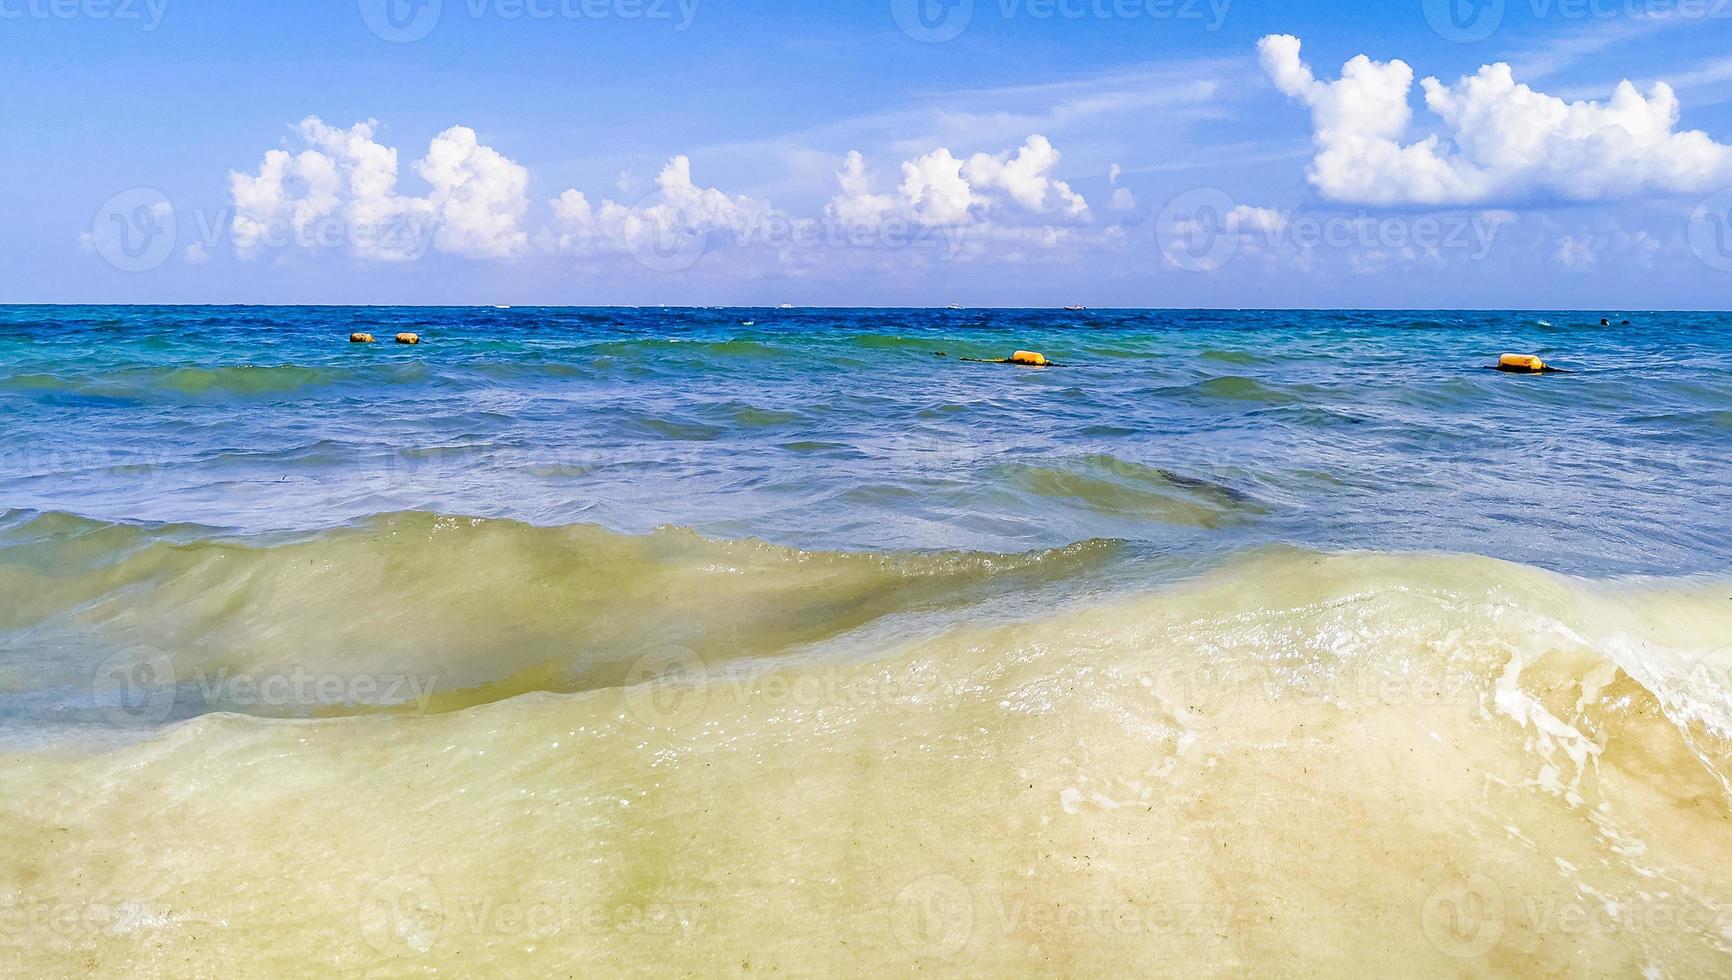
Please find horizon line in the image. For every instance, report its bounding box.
[0,304,1713,314]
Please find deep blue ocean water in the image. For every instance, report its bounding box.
[2,306,1728,576]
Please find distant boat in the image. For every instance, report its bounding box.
[1065,306,1087,311]
[947,304,963,310]
[779,304,795,309]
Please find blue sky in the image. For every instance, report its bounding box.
[7,0,1732,307]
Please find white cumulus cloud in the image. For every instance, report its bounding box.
[229,118,530,261]
[416,126,531,259]
[1225,204,1287,237]
[536,136,1113,276]
[1555,228,1661,271]
[1108,163,1138,212]
[830,135,1091,229]
[544,155,773,258]
[1258,34,1732,207]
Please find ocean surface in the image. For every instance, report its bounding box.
[1,306,1730,976]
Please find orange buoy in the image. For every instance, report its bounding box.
[961,350,1065,368]
[1496,353,1550,374]
[350,332,375,344]
[396,333,421,345]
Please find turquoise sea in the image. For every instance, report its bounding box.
[2,306,1730,976]
[3,306,1728,572]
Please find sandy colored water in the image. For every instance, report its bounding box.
[2,541,1728,976]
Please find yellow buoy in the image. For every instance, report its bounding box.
[960,350,1064,368]
[396,333,421,345]
[1497,353,1549,374]
[350,332,375,344]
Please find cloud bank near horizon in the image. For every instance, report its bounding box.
[228,123,1119,270]
[211,35,1732,283]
